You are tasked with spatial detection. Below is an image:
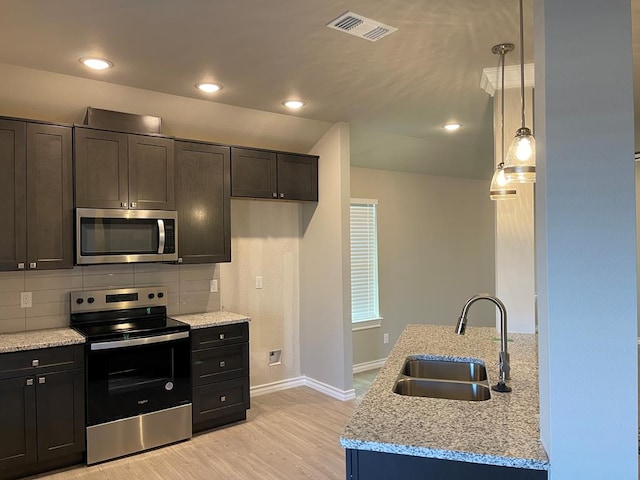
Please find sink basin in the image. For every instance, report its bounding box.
[393,378,491,401]
[401,357,487,382]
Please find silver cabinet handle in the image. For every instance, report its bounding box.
[17,263,25,270]
[219,361,226,368]
[280,193,285,199]
[38,377,46,384]
[32,359,39,367]
[121,202,127,208]
[219,333,225,340]
[26,378,34,386]
[130,202,137,208]
[29,262,36,269]
[220,395,226,402]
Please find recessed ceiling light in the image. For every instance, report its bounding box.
[283,100,306,110]
[444,123,462,131]
[80,57,113,70]
[196,82,223,93]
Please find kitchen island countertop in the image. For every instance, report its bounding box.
[173,310,250,329]
[340,324,549,470]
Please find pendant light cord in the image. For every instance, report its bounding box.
[519,0,526,129]
[501,51,506,166]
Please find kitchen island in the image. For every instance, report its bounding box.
[341,324,549,479]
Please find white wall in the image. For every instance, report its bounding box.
[350,167,496,365]
[220,200,301,388]
[300,123,353,393]
[535,1,637,477]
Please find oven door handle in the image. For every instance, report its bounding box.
[90,331,189,351]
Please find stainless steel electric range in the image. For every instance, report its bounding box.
[70,287,191,465]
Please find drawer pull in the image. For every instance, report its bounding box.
[220,395,226,402]
[219,360,226,368]
[219,333,225,340]
[32,359,39,367]
[38,377,46,384]
[26,378,34,386]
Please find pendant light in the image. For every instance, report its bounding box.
[490,43,517,200]
[504,0,536,183]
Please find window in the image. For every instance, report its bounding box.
[350,199,381,329]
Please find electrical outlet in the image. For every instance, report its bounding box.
[209,279,218,293]
[383,333,389,344]
[255,276,263,289]
[20,292,32,309]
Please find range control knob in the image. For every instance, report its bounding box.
[76,298,84,304]
[87,297,95,304]
[157,292,164,298]
[148,293,155,299]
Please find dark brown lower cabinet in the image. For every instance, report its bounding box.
[191,323,250,433]
[0,346,85,480]
[345,450,548,480]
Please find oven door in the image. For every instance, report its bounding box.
[86,332,191,426]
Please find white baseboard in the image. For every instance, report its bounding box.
[250,376,306,397]
[353,358,387,374]
[250,375,355,401]
[304,376,356,401]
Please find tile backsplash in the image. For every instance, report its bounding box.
[0,263,220,333]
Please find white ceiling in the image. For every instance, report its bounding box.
[3,0,634,180]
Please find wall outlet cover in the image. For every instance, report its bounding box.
[20,292,32,308]
[256,276,263,289]
[210,279,218,293]
[269,349,282,366]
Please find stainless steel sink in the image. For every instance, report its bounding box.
[401,357,487,382]
[393,378,491,401]
[393,356,491,401]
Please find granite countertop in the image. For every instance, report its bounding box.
[0,328,85,354]
[340,324,549,471]
[172,311,251,329]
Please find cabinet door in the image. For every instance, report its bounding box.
[128,134,175,210]
[0,119,26,271]
[175,141,231,263]
[74,127,128,209]
[26,123,73,270]
[277,153,318,201]
[0,376,37,470]
[230,147,277,199]
[35,370,85,462]
[192,343,249,386]
[192,377,250,424]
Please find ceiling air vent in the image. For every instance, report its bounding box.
[326,11,397,42]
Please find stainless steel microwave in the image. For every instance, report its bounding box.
[76,208,178,265]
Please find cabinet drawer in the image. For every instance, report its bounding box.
[0,345,84,380]
[193,377,250,424]
[193,343,248,386]
[191,323,248,350]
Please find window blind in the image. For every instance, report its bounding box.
[350,199,379,323]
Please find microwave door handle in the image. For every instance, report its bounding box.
[158,219,165,254]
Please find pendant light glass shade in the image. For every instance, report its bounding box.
[504,127,536,183]
[490,163,517,200]
[505,0,535,184]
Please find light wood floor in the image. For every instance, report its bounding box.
[32,372,378,480]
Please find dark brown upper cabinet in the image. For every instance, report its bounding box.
[175,140,231,264]
[231,147,318,202]
[0,119,73,272]
[74,127,175,210]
